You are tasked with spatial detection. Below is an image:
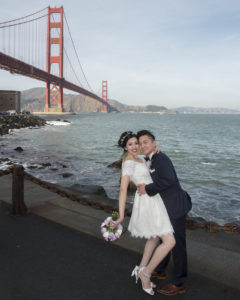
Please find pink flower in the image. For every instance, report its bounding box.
[108,232,115,241]
[101,227,107,234]
[118,224,123,230]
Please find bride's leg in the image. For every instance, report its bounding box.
[145,234,176,275]
[139,234,175,291]
[138,237,160,292]
[139,237,160,268]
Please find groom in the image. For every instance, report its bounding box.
[137,130,192,296]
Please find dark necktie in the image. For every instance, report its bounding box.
[144,156,150,161]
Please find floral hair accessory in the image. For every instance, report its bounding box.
[120,131,133,145]
[100,211,123,242]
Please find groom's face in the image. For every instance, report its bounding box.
[139,135,156,156]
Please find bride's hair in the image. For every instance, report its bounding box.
[118,131,137,163]
[118,131,137,150]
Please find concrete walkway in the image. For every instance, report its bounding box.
[0,174,240,299]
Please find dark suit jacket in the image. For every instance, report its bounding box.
[145,152,192,220]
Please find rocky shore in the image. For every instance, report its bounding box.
[0,113,46,135]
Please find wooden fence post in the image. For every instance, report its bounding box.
[11,165,27,215]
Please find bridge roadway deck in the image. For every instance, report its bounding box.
[0,174,240,299]
[0,52,108,106]
[33,112,75,115]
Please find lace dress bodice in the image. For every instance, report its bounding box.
[122,158,153,185]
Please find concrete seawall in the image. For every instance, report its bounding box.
[0,173,239,290]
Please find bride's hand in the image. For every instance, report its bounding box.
[153,145,162,154]
[110,217,123,230]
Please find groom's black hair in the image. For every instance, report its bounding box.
[137,130,155,141]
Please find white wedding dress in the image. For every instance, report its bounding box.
[122,157,174,239]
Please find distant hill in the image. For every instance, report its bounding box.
[20,88,176,113]
[21,88,239,114]
[21,88,118,113]
[176,106,240,114]
[108,99,177,114]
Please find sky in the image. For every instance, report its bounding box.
[0,0,240,109]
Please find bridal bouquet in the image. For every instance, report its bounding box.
[101,211,123,242]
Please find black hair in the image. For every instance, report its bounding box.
[137,130,155,141]
[118,131,137,151]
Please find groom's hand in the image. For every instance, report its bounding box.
[154,145,162,154]
[138,184,146,195]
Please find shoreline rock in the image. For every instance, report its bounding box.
[14,146,24,152]
[0,113,46,135]
[108,159,137,191]
[107,159,122,168]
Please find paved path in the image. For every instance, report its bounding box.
[0,174,240,299]
[0,201,240,300]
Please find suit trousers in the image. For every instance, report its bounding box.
[155,214,187,286]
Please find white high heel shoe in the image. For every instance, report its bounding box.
[131,266,156,288]
[139,267,154,296]
[131,265,139,283]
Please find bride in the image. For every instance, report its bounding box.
[110,131,175,296]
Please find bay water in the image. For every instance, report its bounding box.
[0,113,239,225]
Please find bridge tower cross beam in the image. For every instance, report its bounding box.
[101,80,108,113]
[44,6,64,113]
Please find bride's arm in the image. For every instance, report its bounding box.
[118,175,130,221]
[110,174,130,229]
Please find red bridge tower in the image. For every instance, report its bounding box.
[101,80,108,113]
[44,6,64,113]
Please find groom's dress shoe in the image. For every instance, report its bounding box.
[151,271,166,280]
[157,283,186,296]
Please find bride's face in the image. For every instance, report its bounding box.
[125,137,139,156]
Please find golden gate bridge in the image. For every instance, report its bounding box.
[0,6,109,113]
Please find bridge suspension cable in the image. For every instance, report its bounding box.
[49,13,84,88]
[0,8,48,70]
[63,11,94,92]
[0,14,48,29]
[0,7,48,25]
